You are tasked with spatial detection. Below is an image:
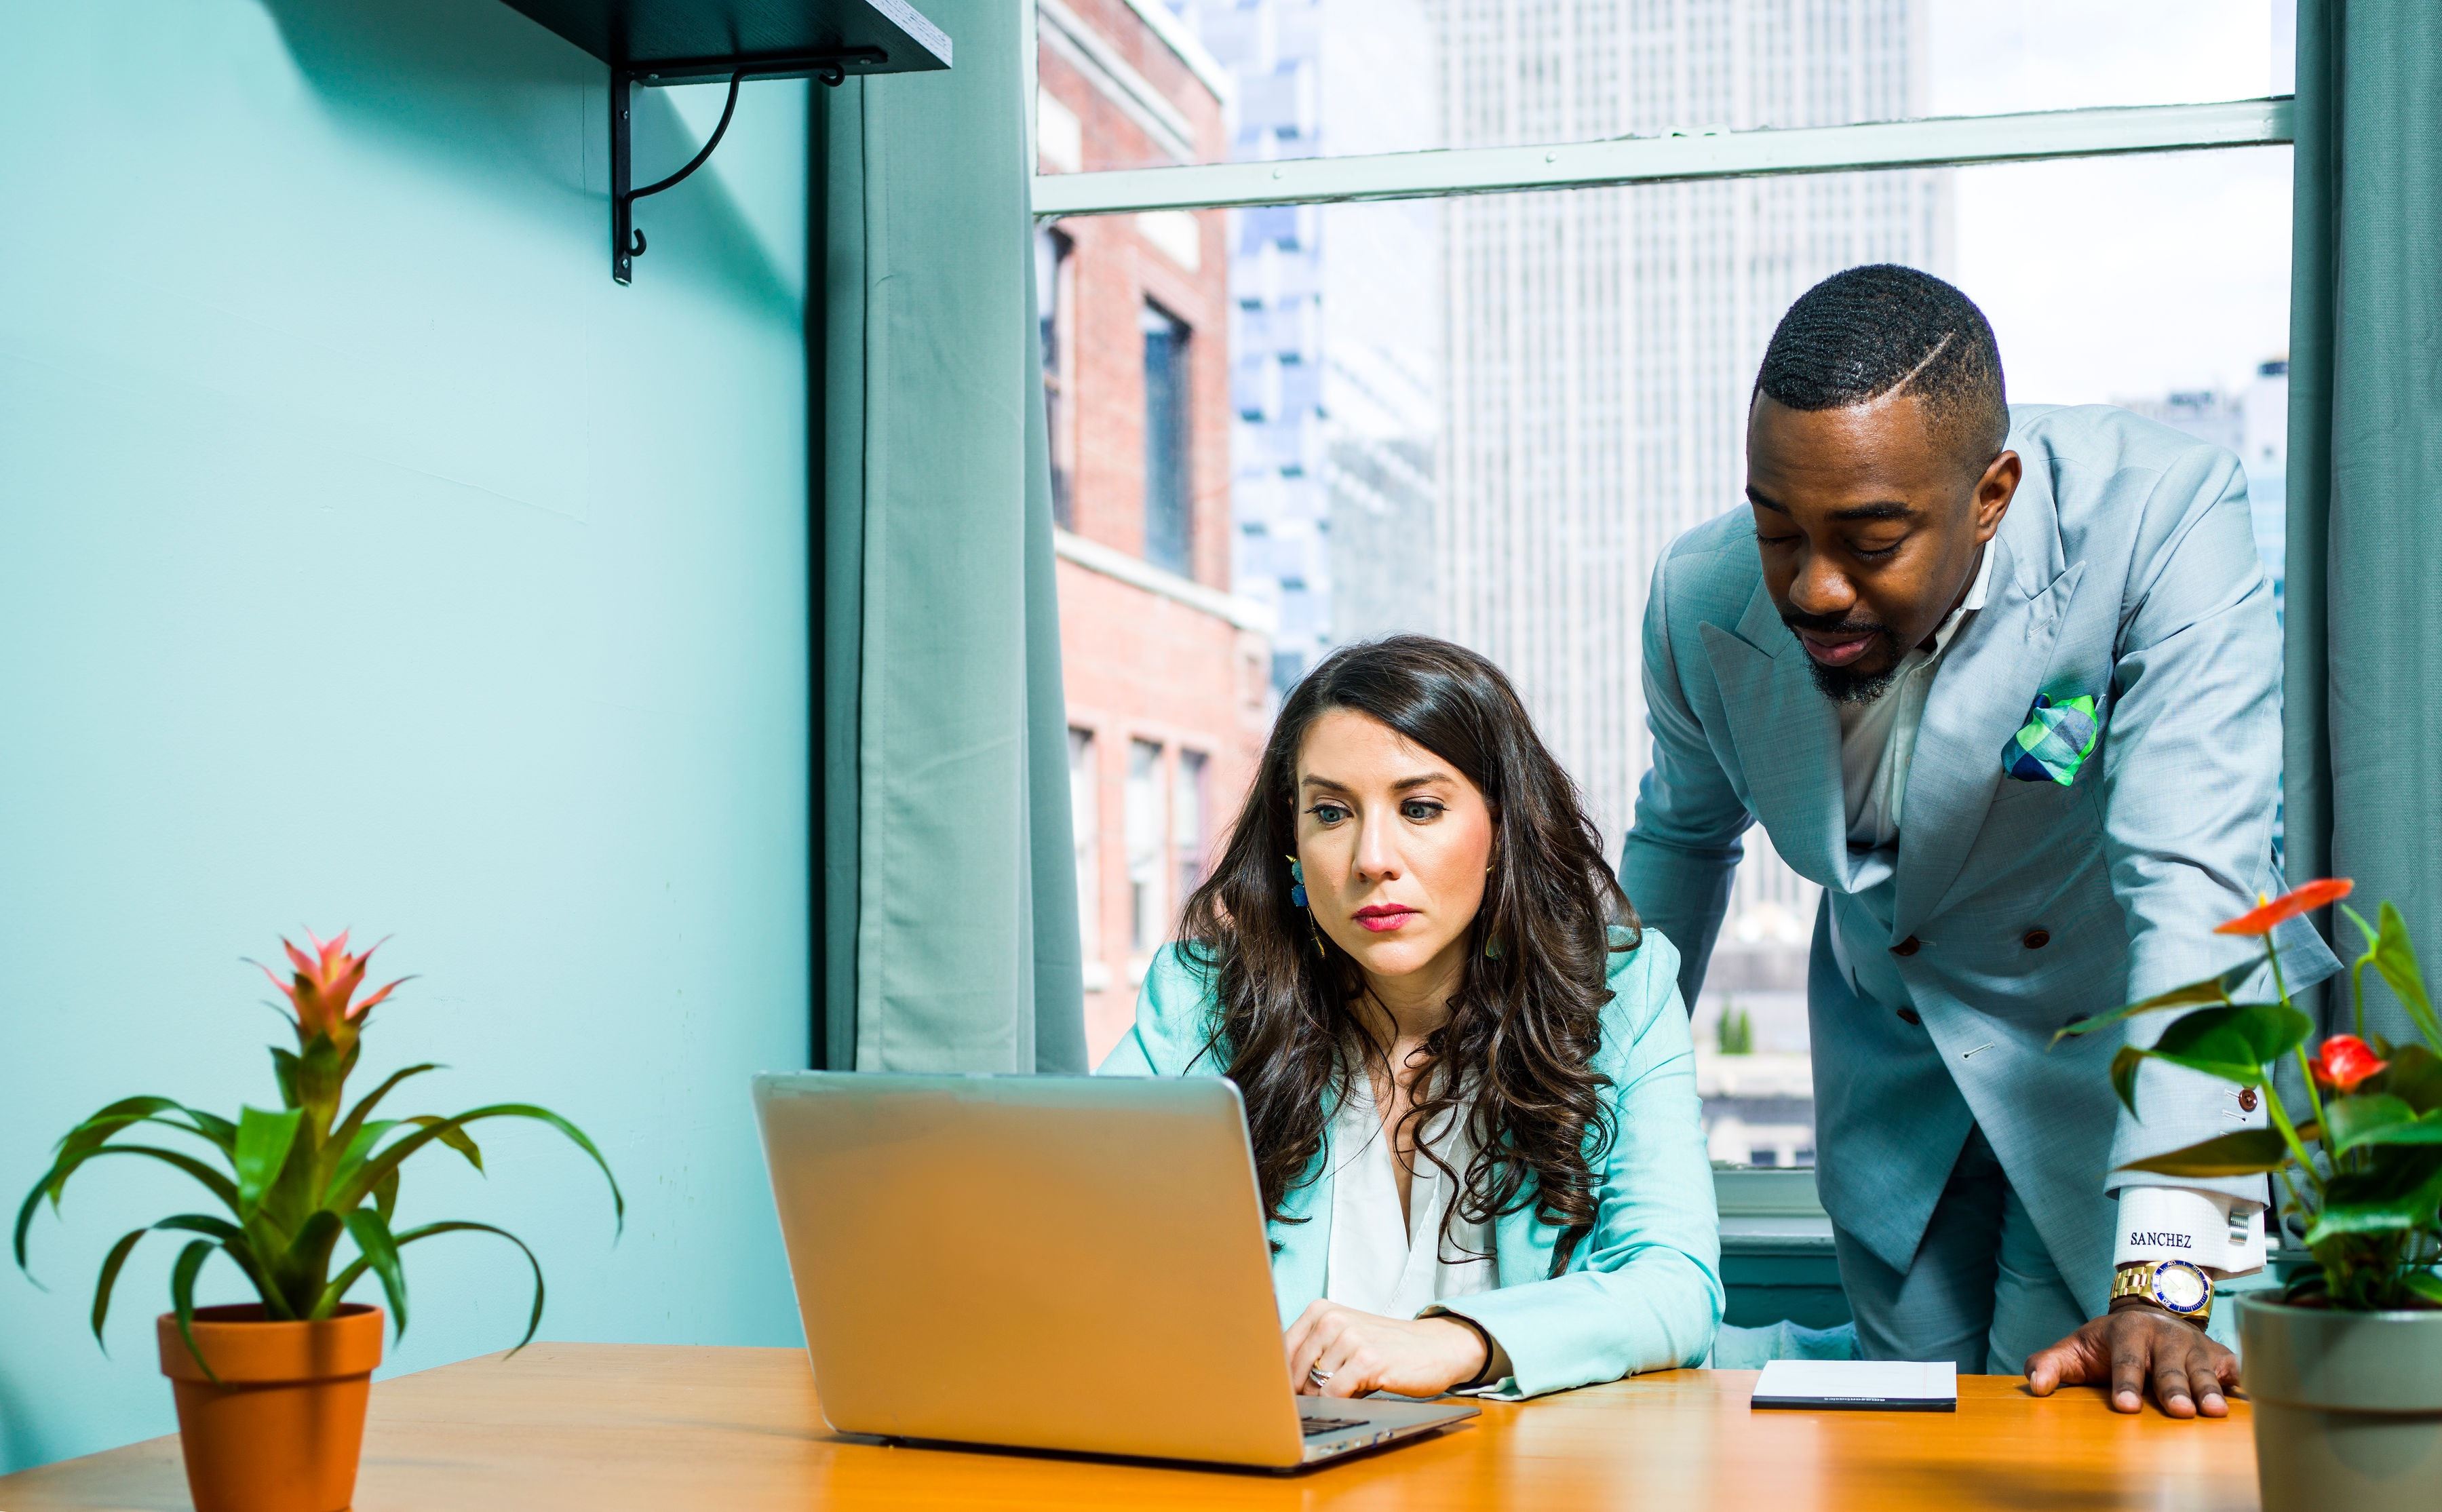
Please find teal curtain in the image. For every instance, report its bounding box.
[2283,0,2442,1041]
[818,1,1087,1073]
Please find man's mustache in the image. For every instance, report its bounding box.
[1778,606,1888,638]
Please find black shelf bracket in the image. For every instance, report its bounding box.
[612,50,883,284]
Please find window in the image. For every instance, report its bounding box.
[1174,750,1210,905]
[1068,729,1101,984]
[1038,0,2296,1117]
[1037,227,1077,529]
[1141,303,1193,576]
[1125,739,1168,959]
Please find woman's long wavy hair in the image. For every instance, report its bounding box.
[1177,635,1639,1271]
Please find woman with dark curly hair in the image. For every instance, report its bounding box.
[1100,635,1720,1401]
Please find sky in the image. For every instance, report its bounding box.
[1929,0,2295,404]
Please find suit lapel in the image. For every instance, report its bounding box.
[1700,583,1848,890]
[1891,511,2084,939]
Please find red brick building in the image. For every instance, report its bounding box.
[1036,0,1272,1060]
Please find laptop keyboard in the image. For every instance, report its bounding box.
[1300,1416,1367,1437]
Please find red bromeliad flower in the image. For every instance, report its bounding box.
[2310,1034,2389,1094]
[259,929,404,1047]
[2215,878,2355,936]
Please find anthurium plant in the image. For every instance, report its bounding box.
[14,932,622,1376]
[2059,880,2442,1311]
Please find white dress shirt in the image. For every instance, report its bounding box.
[1832,543,2264,1280]
[1321,1068,1496,1318]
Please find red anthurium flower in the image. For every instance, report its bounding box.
[2309,1034,2388,1094]
[260,929,403,1045]
[2214,878,2354,936]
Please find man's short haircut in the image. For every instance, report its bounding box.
[1754,264,2009,471]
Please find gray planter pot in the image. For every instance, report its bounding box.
[2239,1294,2442,1512]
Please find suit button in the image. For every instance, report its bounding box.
[2023,928,2051,950]
[1891,936,1921,956]
[2240,1087,2260,1112]
[1897,1008,1922,1026]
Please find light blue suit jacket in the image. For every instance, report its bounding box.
[1099,929,1722,1397]
[1623,404,2338,1319]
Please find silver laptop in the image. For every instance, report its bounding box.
[752,1071,1478,1470]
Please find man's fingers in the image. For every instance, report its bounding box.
[2109,1336,2150,1414]
[2150,1350,2198,1419]
[2023,1343,2064,1395]
[2189,1338,2233,1417]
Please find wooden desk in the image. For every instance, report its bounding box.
[0,1343,2258,1511]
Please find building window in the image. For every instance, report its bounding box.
[1174,750,1210,907]
[1125,739,1167,955]
[1037,227,1077,529]
[1068,729,1099,973]
[1141,303,1193,577]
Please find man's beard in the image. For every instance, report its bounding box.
[1780,610,1901,705]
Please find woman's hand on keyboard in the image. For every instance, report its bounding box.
[1284,1300,1497,1399]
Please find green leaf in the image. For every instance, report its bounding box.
[2367,902,2442,1051]
[168,1240,220,1382]
[152,1214,279,1314]
[2051,960,2261,1046]
[54,1098,185,1159]
[2306,1164,2442,1246]
[269,1047,302,1110]
[2344,1113,2442,1150]
[329,1064,442,1163]
[89,1228,150,1350]
[88,1216,263,1346]
[374,1169,400,1226]
[2378,1045,2442,1116]
[2325,1094,2420,1153]
[2305,1202,2434,1243]
[2154,1002,2313,1068]
[406,1117,484,1173]
[325,1119,399,1204]
[16,1144,243,1277]
[391,1221,547,1352]
[233,1107,305,1218]
[333,1104,622,1237]
[2118,1128,2295,1178]
[275,1209,345,1315]
[2405,1271,2442,1307]
[2111,1045,2147,1116]
[343,1209,408,1340]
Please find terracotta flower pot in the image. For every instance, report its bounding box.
[155,1302,385,1512]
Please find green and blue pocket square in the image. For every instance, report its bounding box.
[2003,692,2101,786]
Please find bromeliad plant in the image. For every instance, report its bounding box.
[2059,880,2442,1311]
[14,932,622,1375]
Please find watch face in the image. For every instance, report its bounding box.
[2153,1261,2210,1313]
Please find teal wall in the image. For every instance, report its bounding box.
[0,0,813,1472]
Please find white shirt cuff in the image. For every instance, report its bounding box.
[2114,1185,2265,1278]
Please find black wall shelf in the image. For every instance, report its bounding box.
[495,0,954,282]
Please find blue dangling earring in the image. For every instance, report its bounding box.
[1286,856,1325,958]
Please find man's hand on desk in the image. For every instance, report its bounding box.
[2023,1301,2239,1418]
[1284,1300,1509,1399]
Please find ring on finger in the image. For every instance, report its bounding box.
[1308,1365,1333,1384]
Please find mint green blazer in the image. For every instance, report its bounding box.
[1098,928,1722,1398]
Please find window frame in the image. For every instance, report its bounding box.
[1034,98,2291,217]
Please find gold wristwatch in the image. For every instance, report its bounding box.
[2112,1259,2213,1326]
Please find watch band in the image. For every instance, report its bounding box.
[2113,1259,2213,1325]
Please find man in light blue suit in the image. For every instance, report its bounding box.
[1623,266,2338,1416]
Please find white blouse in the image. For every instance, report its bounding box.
[1321,1068,1496,1319]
